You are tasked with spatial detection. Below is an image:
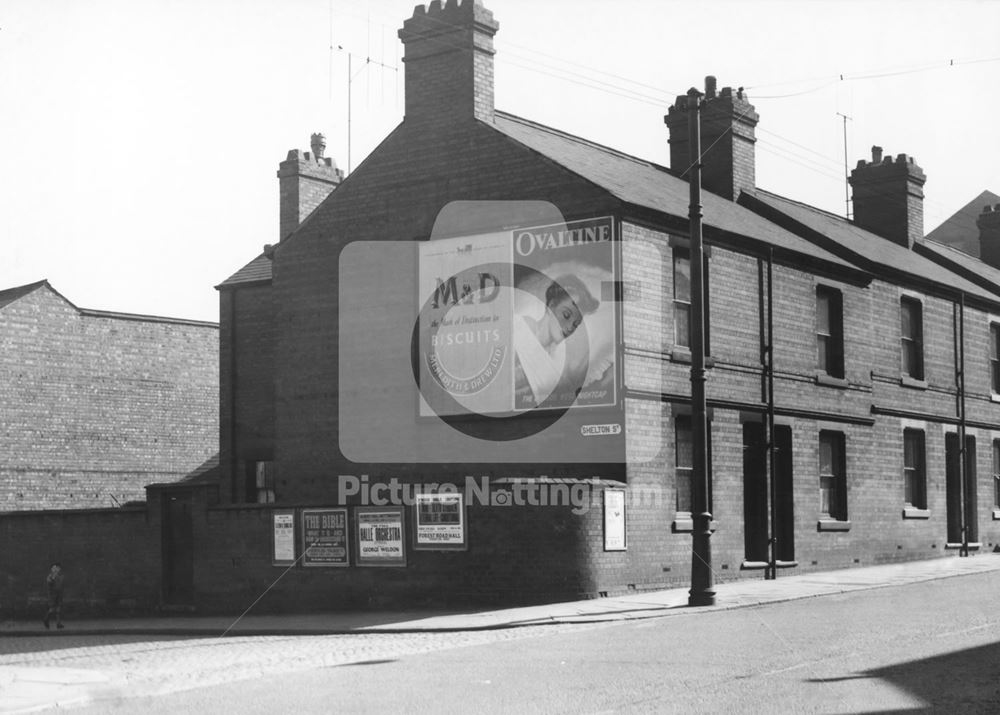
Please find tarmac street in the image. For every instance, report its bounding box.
[1,554,999,713]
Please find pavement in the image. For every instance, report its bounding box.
[2,553,1000,712]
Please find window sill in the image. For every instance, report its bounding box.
[993,508,1000,520]
[669,349,716,368]
[902,507,930,519]
[991,393,1000,404]
[817,519,851,532]
[899,375,928,390]
[814,372,848,389]
[672,516,718,533]
[945,542,982,550]
[741,560,798,570]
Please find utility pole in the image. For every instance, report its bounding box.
[687,87,715,607]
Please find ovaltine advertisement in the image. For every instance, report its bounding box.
[512,217,616,411]
[418,217,616,416]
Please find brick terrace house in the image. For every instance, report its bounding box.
[8,0,994,616]
[0,280,218,511]
[161,0,1000,614]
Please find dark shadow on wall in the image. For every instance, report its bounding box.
[807,640,1000,712]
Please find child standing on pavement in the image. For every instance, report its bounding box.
[43,562,64,630]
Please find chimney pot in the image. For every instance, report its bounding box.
[871,146,883,163]
[705,75,717,99]
[310,133,326,159]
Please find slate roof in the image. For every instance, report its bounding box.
[491,112,856,272]
[217,252,273,289]
[0,279,48,309]
[742,190,1000,306]
[925,189,1000,257]
[916,238,1000,295]
[220,111,861,286]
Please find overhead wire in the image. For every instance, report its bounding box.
[329,2,992,231]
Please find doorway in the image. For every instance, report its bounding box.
[743,423,794,563]
[162,490,194,604]
[945,433,978,545]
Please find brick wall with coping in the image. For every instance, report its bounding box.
[0,284,219,511]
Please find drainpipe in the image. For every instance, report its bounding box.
[230,290,239,504]
[959,292,968,557]
[766,247,777,580]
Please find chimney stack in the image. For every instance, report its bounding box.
[398,0,499,123]
[978,203,1000,269]
[849,146,926,249]
[665,76,759,201]
[276,133,344,242]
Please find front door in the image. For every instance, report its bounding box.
[162,491,194,604]
[773,426,795,562]
[945,433,978,544]
[743,423,794,563]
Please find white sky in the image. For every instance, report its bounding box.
[3,0,999,322]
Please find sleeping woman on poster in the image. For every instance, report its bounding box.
[512,270,614,410]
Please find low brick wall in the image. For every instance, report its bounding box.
[0,507,157,620]
[189,481,634,614]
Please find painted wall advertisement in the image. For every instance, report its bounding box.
[413,493,467,550]
[356,507,406,566]
[301,508,349,567]
[418,217,617,417]
[603,489,627,551]
[272,510,296,566]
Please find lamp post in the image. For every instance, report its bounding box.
[686,87,715,607]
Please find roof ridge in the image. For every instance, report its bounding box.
[919,237,973,256]
[755,188,851,223]
[0,279,55,310]
[0,278,48,297]
[919,237,1000,277]
[493,110,673,174]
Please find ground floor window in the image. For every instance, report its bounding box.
[903,429,926,509]
[994,439,1000,509]
[674,414,712,523]
[819,430,847,521]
